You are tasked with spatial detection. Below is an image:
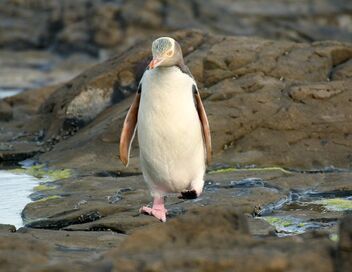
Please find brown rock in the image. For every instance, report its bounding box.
[0,100,12,121]
[336,216,352,272]
[1,0,352,55]
[4,84,59,119]
[39,30,205,138]
[0,31,336,170]
[0,224,16,232]
[0,227,125,272]
[332,59,352,80]
[0,233,49,272]
[103,207,334,272]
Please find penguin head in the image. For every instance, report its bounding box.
[149,37,183,69]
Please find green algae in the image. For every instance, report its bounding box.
[329,233,339,242]
[35,195,61,202]
[47,169,71,180]
[10,164,71,181]
[313,198,352,212]
[209,166,291,174]
[33,184,55,192]
[262,216,315,236]
[263,216,295,228]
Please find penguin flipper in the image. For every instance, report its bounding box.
[119,92,141,166]
[194,89,212,165]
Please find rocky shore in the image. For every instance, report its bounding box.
[2,30,352,170]
[0,29,351,271]
[0,1,352,271]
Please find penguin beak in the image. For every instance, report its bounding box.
[149,58,164,69]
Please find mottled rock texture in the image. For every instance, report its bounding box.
[0,226,124,272]
[337,216,352,272]
[7,30,347,171]
[0,4,352,270]
[1,0,352,56]
[104,208,334,272]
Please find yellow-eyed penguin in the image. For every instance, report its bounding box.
[119,37,211,222]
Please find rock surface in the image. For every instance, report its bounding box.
[1,0,351,56]
[337,216,352,272]
[2,30,350,170]
[0,226,124,272]
[104,208,335,272]
[0,8,352,270]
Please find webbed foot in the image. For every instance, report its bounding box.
[139,196,167,222]
[139,206,167,222]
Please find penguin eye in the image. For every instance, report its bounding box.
[166,50,173,57]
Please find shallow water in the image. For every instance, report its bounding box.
[258,190,352,237]
[0,170,40,228]
[0,88,22,99]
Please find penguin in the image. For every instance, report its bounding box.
[119,37,211,222]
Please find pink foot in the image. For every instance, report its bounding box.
[139,196,167,222]
[140,206,167,222]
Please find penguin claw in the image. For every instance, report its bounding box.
[139,206,167,222]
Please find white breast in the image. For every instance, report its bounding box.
[137,67,205,196]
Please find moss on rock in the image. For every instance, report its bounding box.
[35,195,61,203]
[314,198,352,212]
[33,184,55,192]
[209,166,292,174]
[10,165,71,181]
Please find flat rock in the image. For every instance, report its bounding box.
[0,227,124,272]
[103,207,335,272]
[21,168,352,235]
[0,27,351,271]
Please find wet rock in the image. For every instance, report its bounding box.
[21,168,352,238]
[247,216,276,236]
[21,170,288,233]
[2,165,351,270]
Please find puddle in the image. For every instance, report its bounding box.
[204,177,279,192]
[0,88,22,99]
[0,170,40,228]
[257,190,352,237]
[0,162,72,228]
[262,215,337,237]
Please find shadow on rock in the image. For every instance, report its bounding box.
[103,207,335,272]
